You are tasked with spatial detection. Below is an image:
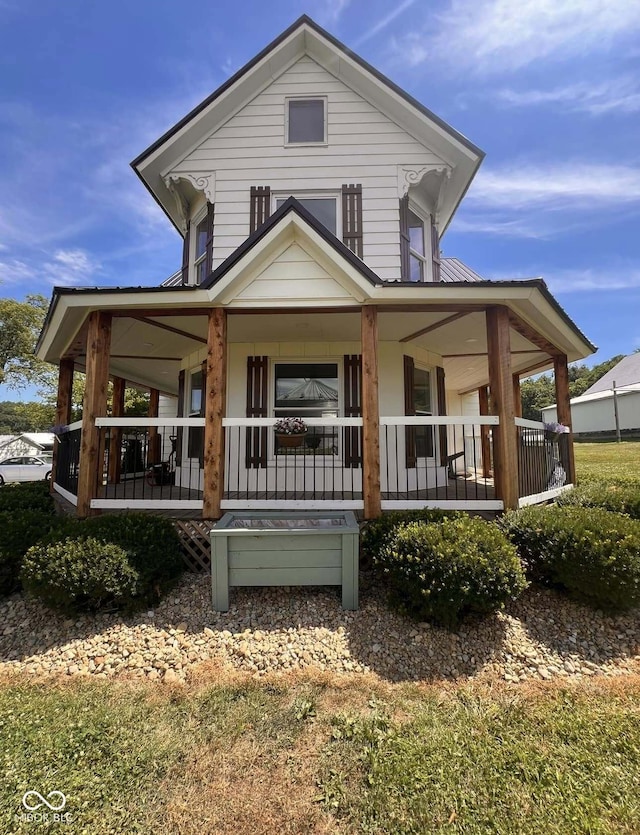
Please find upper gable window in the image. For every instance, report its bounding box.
[274,193,339,235]
[193,215,209,285]
[286,98,326,145]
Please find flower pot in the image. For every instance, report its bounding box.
[275,433,306,449]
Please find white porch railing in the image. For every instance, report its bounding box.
[50,414,571,514]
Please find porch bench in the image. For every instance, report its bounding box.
[210,511,359,611]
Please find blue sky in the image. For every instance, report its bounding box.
[1,0,639,401]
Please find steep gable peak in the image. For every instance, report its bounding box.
[132,16,483,234]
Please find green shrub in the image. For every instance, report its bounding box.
[557,481,640,520]
[374,517,527,628]
[0,480,54,514]
[0,509,67,596]
[82,513,183,603]
[500,505,640,612]
[361,509,458,566]
[21,537,139,613]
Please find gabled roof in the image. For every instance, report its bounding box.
[200,196,382,291]
[132,15,484,235]
[583,352,640,394]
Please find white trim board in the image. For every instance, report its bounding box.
[518,484,574,508]
[221,500,364,510]
[53,483,78,507]
[381,500,503,511]
[90,499,204,510]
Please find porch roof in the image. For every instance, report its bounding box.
[36,202,596,395]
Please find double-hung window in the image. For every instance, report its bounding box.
[187,368,204,459]
[286,97,327,145]
[273,361,339,454]
[408,209,427,282]
[193,215,208,285]
[413,366,434,458]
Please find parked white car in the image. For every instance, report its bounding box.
[0,456,52,484]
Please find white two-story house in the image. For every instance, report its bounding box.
[37,15,595,520]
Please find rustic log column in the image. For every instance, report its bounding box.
[50,358,74,493]
[148,388,161,465]
[478,385,492,480]
[361,306,381,519]
[486,306,519,509]
[77,311,112,518]
[553,353,576,484]
[202,308,227,519]
[512,374,522,418]
[107,376,125,484]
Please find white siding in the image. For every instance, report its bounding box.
[543,392,640,434]
[171,57,446,282]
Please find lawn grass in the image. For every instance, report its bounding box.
[1,677,640,834]
[574,440,640,484]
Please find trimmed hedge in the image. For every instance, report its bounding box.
[374,517,527,628]
[557,481,640,520]
[361,509,458,566]
[500,505,640,612]
[82,513,183,602]
[21,537,139,613]
[0,480,55,514]
[0,509,66,597]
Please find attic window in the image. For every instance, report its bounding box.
[286,98,326,144]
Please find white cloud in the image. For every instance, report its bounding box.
[393,0,640,74]
[0,258,37,284]
[496,77,640,115]
[467,162,640,211]
[315,0,351,25]
[45,249,101,287]
[449,216,547,239]
[354,0,417,47]
[544,268,640,294]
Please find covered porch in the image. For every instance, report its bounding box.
[47,299,580,519]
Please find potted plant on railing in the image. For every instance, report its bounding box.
[274,417,307,449]
[543,421,569,442]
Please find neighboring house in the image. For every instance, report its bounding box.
[37,15,595,520]
[542,354,640,438]
[0,433,55,461]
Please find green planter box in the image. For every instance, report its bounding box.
[211,511,359,611]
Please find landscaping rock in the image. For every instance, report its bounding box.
[0,574,638,686]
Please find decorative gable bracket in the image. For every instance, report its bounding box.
[163,172,217,232]
[397,164,452,198]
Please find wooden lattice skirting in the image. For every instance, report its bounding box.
[173,519,215,573]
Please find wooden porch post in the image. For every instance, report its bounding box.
[361,306,381,519]
[51,358,74,492]
[107,376,125,484]
[202,308,227,519]
[77,311,112,518]
[148,388,161,465]
[478,385,492,479]
[486,306,519,509]
[512,374,522,418]
[554,354,576,484]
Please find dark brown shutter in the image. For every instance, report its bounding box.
[431,215,441,283]
[403,355,416,468]
[246,355,268,468]
[181,223,191,285]
[343,354,362,467]
[250,186,271,233]
[204,203,215,278]
[175,370,185,467]
[399,196,410,281]
[342,184,363,257]
[436,365,448,464]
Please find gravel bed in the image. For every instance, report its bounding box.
[0,573,638,685]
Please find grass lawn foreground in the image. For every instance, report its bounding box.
[0,442,639,834]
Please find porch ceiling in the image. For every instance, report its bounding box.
[65,309,548,396]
